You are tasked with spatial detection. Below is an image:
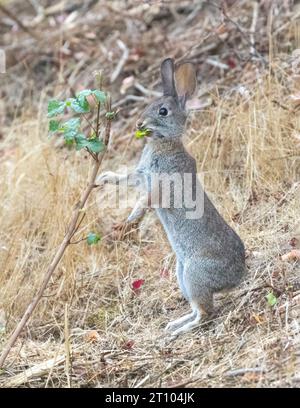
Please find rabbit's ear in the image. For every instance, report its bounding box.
[161,58,177,97]
[175,62,197,109]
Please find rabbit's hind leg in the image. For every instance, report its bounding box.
[175,259,189,300]
[165,260,193,332]
[169,295,213,337]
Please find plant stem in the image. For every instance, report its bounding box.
[0,117,111,369]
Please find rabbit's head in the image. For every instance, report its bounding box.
[136,58,197,140]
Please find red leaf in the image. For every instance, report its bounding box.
[122,340,134,350]
[289,237,299,248]
[132,279,145,292]
[227,57,237,69]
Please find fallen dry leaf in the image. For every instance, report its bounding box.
[281,249,300,262]
[290,92,300,107]
[250,313,264,325]
[85,330,100,343]
[241,371,261,383]
[289,237,299,247]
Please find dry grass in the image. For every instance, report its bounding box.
[0,0,300,388]
[1,72,300,387]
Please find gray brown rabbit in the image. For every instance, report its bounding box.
[97,58,246,336]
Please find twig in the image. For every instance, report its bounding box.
[64,303,71,388]
[249,1,259,57]
[134,82,162,98]
[69,237,86,245]
[167,375,204,388]
[72,213,86,237]
[0,102,112,369]
[95,95,102,139]
[1,354,67,387]
[221,5,267,65]
[112,95,145,109]
[0,4,39,39]
[225,367,265,377]
[110,39,129,83]
[86,148,97,162]
[238,282,283,298]
[104,95,112,145]
[206,58,229,70]
[271,99,290,111]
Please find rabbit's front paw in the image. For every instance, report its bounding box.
[96,171,116,185]
[127,207,146,223]
[165,321,177,332]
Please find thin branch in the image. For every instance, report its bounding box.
[0,4,39,39]
[249,1,259,57]
[0,97,113,369]
[110,39,129,83]
[82,114,97,135]
[104,95,112,146]
[64,303,71,388]
[134,82,162,98]
[69,237,86,245]
[221,5,267,65]
[2,354,67,387]
[95,97,101,139]
[72,212,86,237]
[85,147,97,161]
[225,367,265,377]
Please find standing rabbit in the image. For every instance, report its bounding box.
[97,58,246,336]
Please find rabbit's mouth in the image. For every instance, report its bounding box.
[146,128,164,139]
[143,126,165,139]
[136,121,167,139]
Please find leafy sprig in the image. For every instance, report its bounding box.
[47,89,110,153]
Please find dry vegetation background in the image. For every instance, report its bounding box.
[0,0,300,388]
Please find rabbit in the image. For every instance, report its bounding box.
[97,58,246,336]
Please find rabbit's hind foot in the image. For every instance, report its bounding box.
[165,310,197,332]
[169,309,201,337]
[168,300,213,337]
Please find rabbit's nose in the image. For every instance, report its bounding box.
[136,120,145,129]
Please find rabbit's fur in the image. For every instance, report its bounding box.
[97,58,246,336]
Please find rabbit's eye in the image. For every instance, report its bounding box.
[159,107,168,116]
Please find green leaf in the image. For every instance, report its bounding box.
[74,134,89,150]
[49,120,60,132]
[87,232,101,245]
[135,128,151,139]
[87,138,104,153]
[63,130,78,143]
[93,90,106,103]
[65,138,74,146]
[69,97,90,114]
[266,292,277,307]
[48,100,65,117]
[76,89,93,98]
[60,117,81,133]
